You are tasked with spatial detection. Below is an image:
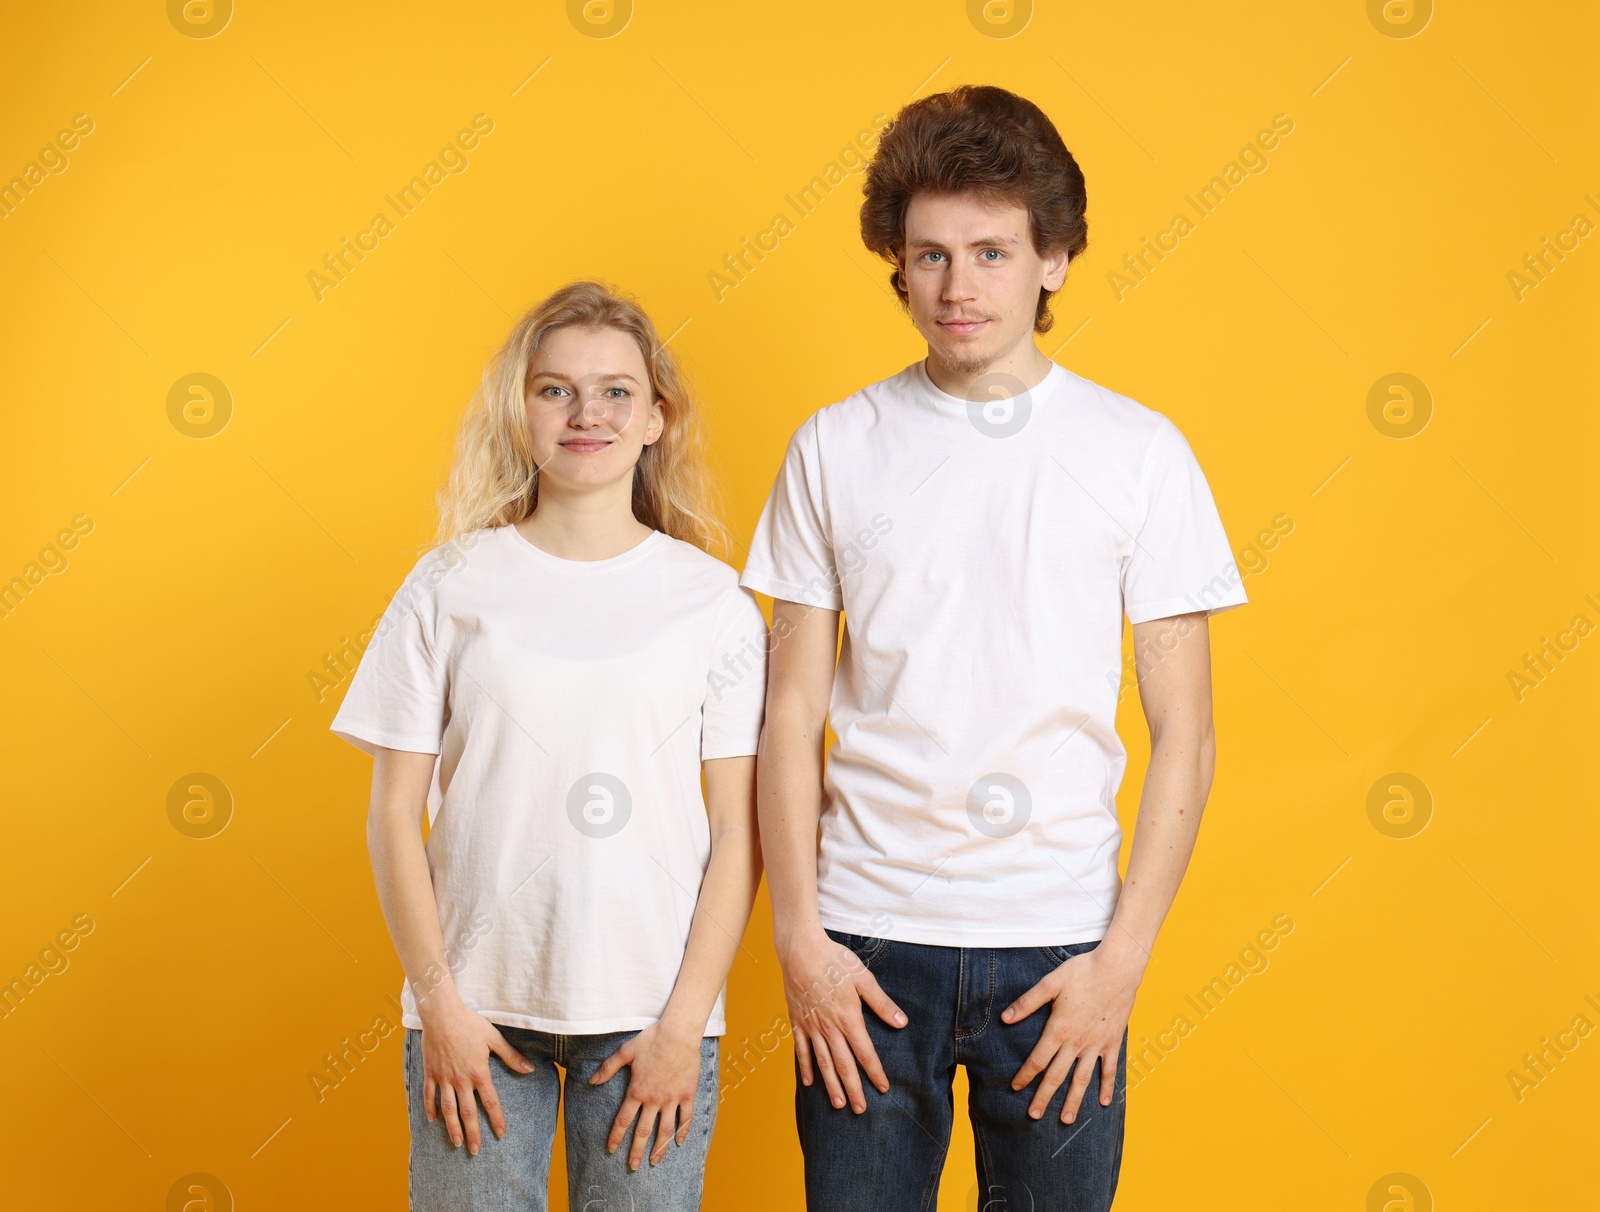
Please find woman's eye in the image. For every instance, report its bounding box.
[541,385,567,399]
[605,387,629,399]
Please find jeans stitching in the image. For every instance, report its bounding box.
[859,936,889,970]
[404,1031,416,1210]
[832,929,890,971]
[1107,1029,1128,1204]
[954,946,967,1043]
[970,1100,1004,1212]
[955,949,995,1042]
[916,1107,953,1212]
[696,1037,718,1139]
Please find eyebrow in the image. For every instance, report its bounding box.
[906,233,1023,250]
[529,371,642,385]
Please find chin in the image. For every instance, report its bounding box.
[928,340,998,379]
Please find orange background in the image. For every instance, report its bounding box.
[1,1,1595,1208]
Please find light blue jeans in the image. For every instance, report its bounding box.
[404,1025,720,1211]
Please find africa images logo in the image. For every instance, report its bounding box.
[567,773,632,838]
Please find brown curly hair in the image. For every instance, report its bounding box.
[860,85,1088,334]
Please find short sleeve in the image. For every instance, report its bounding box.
[739,414,842,610]
[701,585,769,760]
[329,552,451,756]
[1121,418,1249,624]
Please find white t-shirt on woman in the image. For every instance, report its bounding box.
[739,358,1248,948]
[330,523,768,1036]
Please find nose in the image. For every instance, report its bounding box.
[572,393,610,426]
[942,258,977,303]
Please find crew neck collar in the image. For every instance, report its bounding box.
[911,357,1067,414]
[505,524,666,572]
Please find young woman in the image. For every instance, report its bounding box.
[330,281,768,1210]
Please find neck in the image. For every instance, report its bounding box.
[922,335,1053,399]
[515,479,652,561]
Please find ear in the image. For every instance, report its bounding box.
[1042,245,1070,292]
[643,397,666,446]
[893,249,908,294]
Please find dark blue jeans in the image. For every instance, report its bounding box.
[797,930,1127,1211]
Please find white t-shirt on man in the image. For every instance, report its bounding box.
[739,358,1248,947]
[330,523,768,1035]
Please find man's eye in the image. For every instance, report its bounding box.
[981,249,1003,262]
[922,251,945,264]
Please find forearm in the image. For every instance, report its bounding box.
[1100,722,1214,971]
[658,823,763,1040]
[367,753,460,1017]
[757,709,828,952]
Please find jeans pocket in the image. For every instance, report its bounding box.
[1039,938,1102,966]
[825,929,890,972]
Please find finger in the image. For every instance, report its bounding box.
[1011,1014,1071,1090]
[1029,1044,1080,1120]
[423,1075,438,1123]
[1001,974,1056,1025]
[1061,1050,1100,1124]
[488,1031,535,1076]
[650,1106,678,1165]
[841,1014,891,1095]
[439,1083,463,1149]
[456,1081,483,1154]
[675,1097,695,1146]
[809,1030,848,1110]
[628,1106,658,1171]
[793,1023,815,1086]
[855,971,908,1029]
[823,1026,868,1113]
[607,1095,641,1155]
[477,1073,507,1141]
[591,1042,633,1087]
[1099,1043,1119,1106]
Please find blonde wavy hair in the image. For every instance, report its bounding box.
[432,280,728,556]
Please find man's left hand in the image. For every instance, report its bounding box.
[1001,943,1145,1122]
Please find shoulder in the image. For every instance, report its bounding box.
[390,527,499,599]
[1052,364,1202,475]
[801,362,923,444]
[655,536,768,626]
[654,534,745,590]
[1054,365,1172,441]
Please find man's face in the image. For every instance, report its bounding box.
[896,191,1069,377]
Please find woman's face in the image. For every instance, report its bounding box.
[524,325,665,495]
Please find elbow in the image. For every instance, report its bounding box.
[365,804,385,859]
[760,693,829,753]
[1198,725,1217,794]
[1153,716,1216,791]
[366,797,402,860]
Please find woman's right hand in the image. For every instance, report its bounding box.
[419,995,534,1154]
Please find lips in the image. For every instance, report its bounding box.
[560,438,610,453]
[939,318,988,335]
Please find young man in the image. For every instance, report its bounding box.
[740,85,1249,1210]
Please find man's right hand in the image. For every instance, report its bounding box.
[779,929,908,1113]
[418,993,534,1154]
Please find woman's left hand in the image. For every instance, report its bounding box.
[591,1021,704,1170]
